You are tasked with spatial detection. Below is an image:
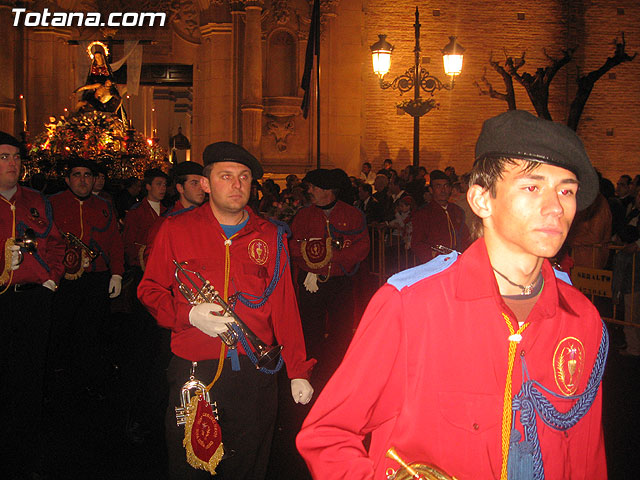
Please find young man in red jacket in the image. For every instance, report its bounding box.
[138,142,314,479]
[123,167,168,269]
[297,110,608,480]
[0,131,66,476]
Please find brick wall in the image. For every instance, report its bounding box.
[347,0,640,183]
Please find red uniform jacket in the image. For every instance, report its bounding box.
[0,186,65,286]
[49,189,124,275]
[142,200,193,266]
[290,202,370,277]
[137,204,314,380]
[297,238,607,480]
[411,200,471,263]
[123,198,166,267]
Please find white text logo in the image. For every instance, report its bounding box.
[12,8,166,28]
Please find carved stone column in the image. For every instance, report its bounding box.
[27,27,73,137]
[230,1,245,144]
[241,0,264,159]
[0,5,18,133]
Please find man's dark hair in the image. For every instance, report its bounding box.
[383,158,393,166]
[143,168,169,186]
[469,156,540,198]
[359,182,373,195]
[363,162,372,169]
[124,176,140,189]
[620,174,632,186]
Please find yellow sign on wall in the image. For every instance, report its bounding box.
[571,267,613,298]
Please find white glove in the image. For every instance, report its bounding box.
[189,302,233,338]
[303,272,319,293]
[291,378,314,405]
[42,279,57,292]
[109,274,122,298]
[9,245,21,270]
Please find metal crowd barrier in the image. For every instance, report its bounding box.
[365,226,639,328]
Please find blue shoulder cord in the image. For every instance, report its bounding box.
[507,321,609,480]
[227,220,289,374]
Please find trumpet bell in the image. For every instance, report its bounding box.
[13,228,38,265]
[386,447,457,480]
[255,344,283,370]
[389,462,456,480]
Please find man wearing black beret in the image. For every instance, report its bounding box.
[139,141,314,478]
[298,110,607,479]
[290,167,370,382]
[412,168,471,263]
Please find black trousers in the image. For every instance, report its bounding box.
[49,271,111,389]
[296,272,356,383]
[165,355,278,480]
[0,284,54,475]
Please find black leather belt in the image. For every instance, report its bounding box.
[12,283,39,292]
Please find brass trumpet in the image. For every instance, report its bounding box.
[386,447,457,480]
[175,361,218,426]
[13,228,38,265]
[63,231,100,261]
[173,260,283,370]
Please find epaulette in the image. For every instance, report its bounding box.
[129,200,144,210]
[553,267,572,285]
[166,205,195,217]
[387,251,459,290]
[268,217,291,238]
[47,190,64,199]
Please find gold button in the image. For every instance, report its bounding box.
[473,423,479,430]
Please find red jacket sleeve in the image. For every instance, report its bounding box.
[270,239,316,379]
[296,284,405,478]
[331,214,370,275]
[137,218,192,331]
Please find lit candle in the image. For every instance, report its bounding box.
[19,95,27,131]
[126,95,132,128]
[151,107,156,137]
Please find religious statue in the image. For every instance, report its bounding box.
[73,41,128,124]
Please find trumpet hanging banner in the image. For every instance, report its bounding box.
[183,393,224,475]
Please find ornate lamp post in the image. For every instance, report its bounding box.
[370,7,464,166]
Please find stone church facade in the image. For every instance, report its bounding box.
[1,0,638,180]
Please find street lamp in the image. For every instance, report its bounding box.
[370,7,464,166]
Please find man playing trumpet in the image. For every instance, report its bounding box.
[0,131,65,477]
[297,111,607,479]
[139,141,314,479]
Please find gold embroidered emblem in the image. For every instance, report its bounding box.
[553,337,585,396]
[248,239,269,265]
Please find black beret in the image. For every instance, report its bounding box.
[202,141,263,179]
[304,168,336,190]
[331,168,351,192]
[66,156,97,175]
[94,163,108,176]
[429,169,450,183]
[173,161,203,177]
[0,131,27,159]
[474,110,598,210]
[0,131,21,149]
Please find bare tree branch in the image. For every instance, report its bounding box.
[567,33,637,130]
